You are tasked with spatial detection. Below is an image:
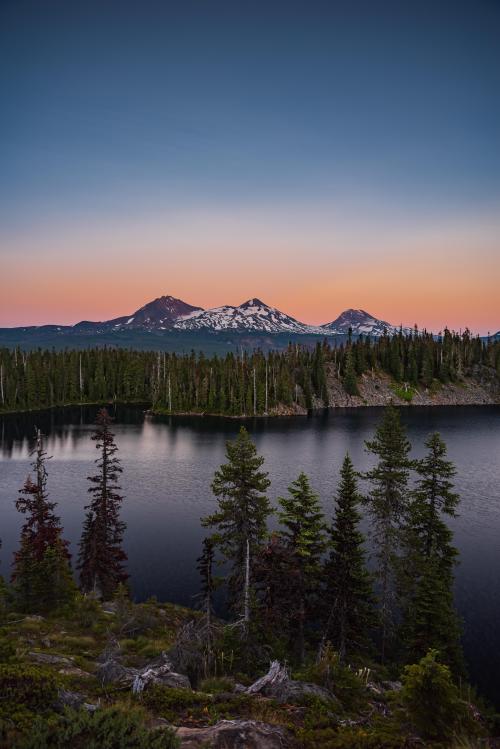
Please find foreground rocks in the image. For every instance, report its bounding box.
[175,720,289,748]
[97,650,191,691]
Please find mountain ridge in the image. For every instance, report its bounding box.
[2,295,413,337]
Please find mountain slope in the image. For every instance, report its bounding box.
[74,295,203,332]
[321,308,411,336]
[174,298,320,334]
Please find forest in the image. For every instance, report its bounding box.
[0,405,497,747]
[0,329,499,416]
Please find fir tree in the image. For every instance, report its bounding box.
[77,409,128,599]
[277,471,327,663]
[363,406,412,661]
[12,430,73,612]
[323,454,376,660]
[400,433,463,672]
[202,427,271,633]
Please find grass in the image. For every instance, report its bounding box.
[390,382,416,402]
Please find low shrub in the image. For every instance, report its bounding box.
[198,676,234,694]
[13,704,179,749]
[0,663,59,711]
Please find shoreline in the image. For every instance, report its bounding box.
[1,396,499,420]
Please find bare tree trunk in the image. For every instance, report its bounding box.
[265,361,268,413]
[253,367,256,415]
[168,374,172,412]
[243,538,251,634]
[0,363,4,405]
[79,354,83,401]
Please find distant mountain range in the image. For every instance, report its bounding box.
[1,294,494,353]
[12,294,410,337]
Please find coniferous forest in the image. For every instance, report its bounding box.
[0,405,497,747]
[0,330,499,416]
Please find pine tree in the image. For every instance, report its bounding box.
[77,409,128,599]
[12,430,74,612]
[323,454,376,661]
[400,433,463,672]
[363,406,412,661]
[277,471,327,663]
[202,427,271,633]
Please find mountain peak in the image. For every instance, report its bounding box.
[239,298,270,309]
[321,308,411,336]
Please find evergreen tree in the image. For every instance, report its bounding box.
[277,471,327,663]
[196,537,218,652]
[12,430,74,612]
[363,406,412,661]
[323,454,375,660]
[77,409,128,599]
[401,650,470,741]
[343,348,359,396]
[400,433,463,672]
[253,532,297,644]
[201,427,271,633]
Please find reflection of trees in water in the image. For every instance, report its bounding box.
[0,404,147,458]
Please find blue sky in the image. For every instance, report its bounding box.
[1,0,499,330]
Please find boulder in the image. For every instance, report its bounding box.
[29,651,74,666]
[97,657,134,685]
[58,666,93,679]
[56,689,98,713]
[175,720,289,748]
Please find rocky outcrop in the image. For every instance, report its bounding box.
[325,366,500,408]
[175,720,289,748]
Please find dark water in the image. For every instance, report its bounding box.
[1,405,499,704]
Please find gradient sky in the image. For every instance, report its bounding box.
[1,0,499,332]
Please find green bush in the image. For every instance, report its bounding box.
[13,705,179,749]
[141,685,209,721]
[400,650,475,741]
[295,645,369,712]
[0,664,59,711]
[0,631,16,663]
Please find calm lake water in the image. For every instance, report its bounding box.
[1,405,499,704]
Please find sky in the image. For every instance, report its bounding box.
[1,0,499,333]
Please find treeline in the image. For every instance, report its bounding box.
[0,330,499,415]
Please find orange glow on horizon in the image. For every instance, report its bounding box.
[1,209,498,335]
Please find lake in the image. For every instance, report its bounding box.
[1,404,499,705]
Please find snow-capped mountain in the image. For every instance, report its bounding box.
[3,294,417,341]
[74,296,203,332]
[321,309,411,337]
[174,298,320,334]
